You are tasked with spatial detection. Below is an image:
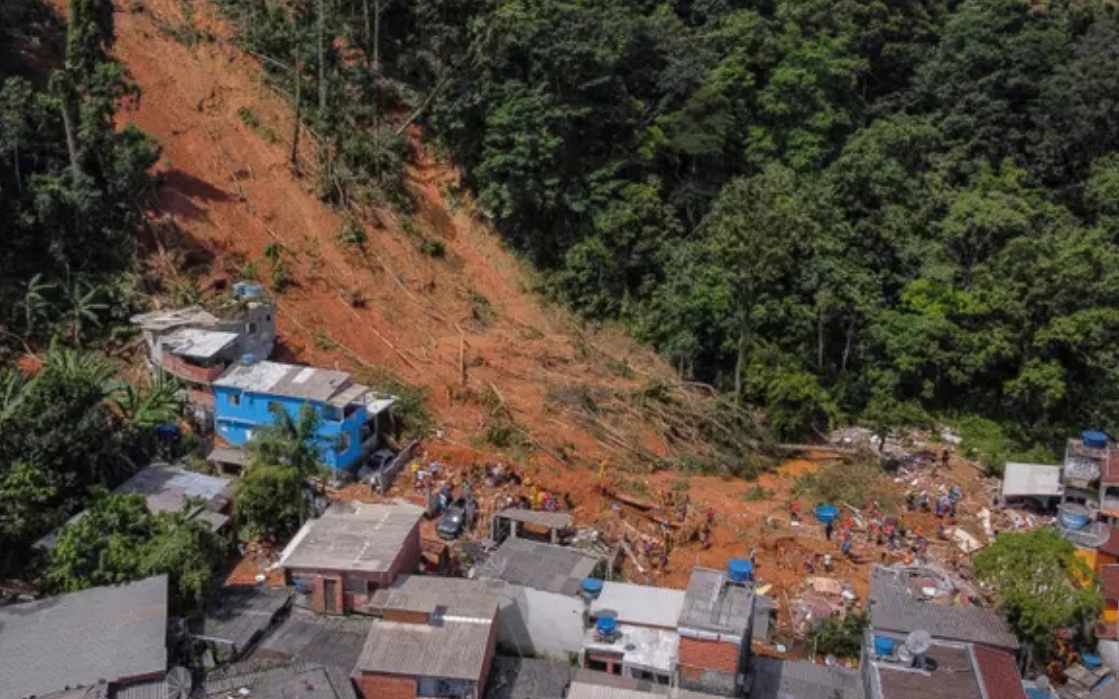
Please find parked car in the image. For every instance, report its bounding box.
[356,448,396,485]
[436,497,477,540]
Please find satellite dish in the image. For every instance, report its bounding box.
[905,630,933,656]
[166,666,192,699]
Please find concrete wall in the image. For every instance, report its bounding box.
[494,584,586,658]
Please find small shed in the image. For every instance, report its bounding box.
[491,509,574,545]
[1002,462,1063,506]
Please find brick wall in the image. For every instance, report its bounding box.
[678,636,740,673]
[387,524,423,580]
[355,673,416,699]
[383,609,431,624]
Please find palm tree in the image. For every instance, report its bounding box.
[111,373,185,427]
[0,370,30,423]
[19,273,57,336]
[44,339,117,395]
[247,405,323,476]
[64,280,108,346]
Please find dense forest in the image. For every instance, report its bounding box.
[213,0,1119,447]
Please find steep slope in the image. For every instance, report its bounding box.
[86,0,742,470]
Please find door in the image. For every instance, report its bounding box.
[323,579,338,613]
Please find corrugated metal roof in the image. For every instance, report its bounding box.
[368,575,503,619]
[565,680,723,699]
[1002,462,1063,498]
[111,678,169,699]
[163,328,239,359]
[752,658,864,699]
[874,642,983,699]
[355,618,495,680]
[279,502,424,574]
[328,383,369,408]
[483,657,572,699]
[116,463,234,514]
[215,361,365,404]
[476,538,600,595]
[0,576,168,699]
[255,608,373,669]
[868,565,1019,650]
[194,586,293,655]
[590,582,684,629]
[203,658,359,699]
[677,567,754,634]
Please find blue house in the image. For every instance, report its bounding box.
[213,359,396,471]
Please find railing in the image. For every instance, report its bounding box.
[162,354,224,385]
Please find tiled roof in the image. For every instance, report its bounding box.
[973,647,1028,699]
[0,576,168,699]
[868,566,1019,650]
[678,636,738,673]
[476,538,600,595]
[1101,565,1119,600]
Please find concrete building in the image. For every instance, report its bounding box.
[279,502,424,613]
[132,283,276,418]
[1001,462,1063,508]
[0,576,169,699]
[476,537,603,595]
[491,508,576,545]
[213,359,396,472]
[355,576,502,699]
[675,567,756,696]
[35,462,235,550]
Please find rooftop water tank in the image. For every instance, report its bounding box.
[1081,654,1103,671]
[728,559,754,583]
[241,283,264,299]
[1082,431,1108,450]
[242,354,256,365]
[815,504,840,525]
[874,636,896,658]
[1058,503,1091,531]
[582,578,604,599]
[595,616,618,636]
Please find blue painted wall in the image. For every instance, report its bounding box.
[213,384,367,470]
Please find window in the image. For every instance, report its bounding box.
[228,393,241,406]
[266,314,272,322]
[248,322,259,334]
[322,405,342,421]
[344,576,370,595]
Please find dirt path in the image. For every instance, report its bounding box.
[86,0,684,467]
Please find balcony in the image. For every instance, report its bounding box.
[162,354,224,385]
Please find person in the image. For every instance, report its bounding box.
[942,448,950,470]
[841,538,852,558]
[598,460,608,480]
[905,491,916,511]
[825,520,834,541]
[707,508,715,526]
[700,523,712,549]
[790,501,801,523]
[934,499,943,518]
[823,553,833,572]
[749,548,757,564]
[805,558,816,574]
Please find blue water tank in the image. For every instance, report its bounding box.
[595,616,618,636]
[582,578,604,599]
[1081,653,1103,670]
[233,281,248,297]
[1025,690,1050,699]
[1083,430,1108,450]
[1058,503,1091,531]
[815,504,840,525]
[873,636,896,657]
[242,283,264,299]
[242,354,256,365]
[728,559,754,583]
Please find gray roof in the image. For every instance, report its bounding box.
[354,618,495,681]
[279,502,424,574]
[0,576,169,699]
[111,678,170,699]
[214,360,367,404]
[495,508,574,530]
[35,464,233,550]
[868,566,1019,650]
[677,567,755,634]
[752,658,865,699]
[590,582,685,629]
[368,575,503,619]
[193,586,293,656]
[871,642,983,699]
[116,463,233,514]
[484,657,573,699]
[475,538,600,595]
[162,327,239,359]
[254,608,373,671]
[206,446,248,467]
[132,306,219,332]
[202,658,359,699]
